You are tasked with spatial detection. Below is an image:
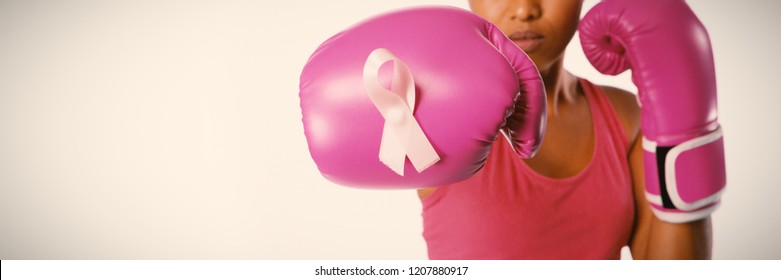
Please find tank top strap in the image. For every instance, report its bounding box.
[578,78,631,155]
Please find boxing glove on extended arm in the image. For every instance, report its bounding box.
[579,0,726,223]
[300,7,546,189]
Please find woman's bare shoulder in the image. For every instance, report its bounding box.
[598,85,641,143]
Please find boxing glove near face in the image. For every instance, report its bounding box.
[580,0,726,223]
[300,6,546,189]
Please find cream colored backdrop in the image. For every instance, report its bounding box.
[0,0,778,259]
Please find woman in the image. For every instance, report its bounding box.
[417,0,712,259]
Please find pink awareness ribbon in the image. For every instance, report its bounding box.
[363,48,440,176]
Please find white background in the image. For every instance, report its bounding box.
[0,0,779,259]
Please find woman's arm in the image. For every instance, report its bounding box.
[601,85,713,259]
[627,133,713,259]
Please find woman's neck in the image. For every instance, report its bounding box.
[539,59,578,116]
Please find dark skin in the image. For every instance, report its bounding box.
[418,0,712,259]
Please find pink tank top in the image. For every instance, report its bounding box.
[421,79,634,259]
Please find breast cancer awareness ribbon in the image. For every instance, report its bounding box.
[363,48,440,176]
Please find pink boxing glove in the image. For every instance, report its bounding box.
[580,0,726,223]
[300,7,546,189]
